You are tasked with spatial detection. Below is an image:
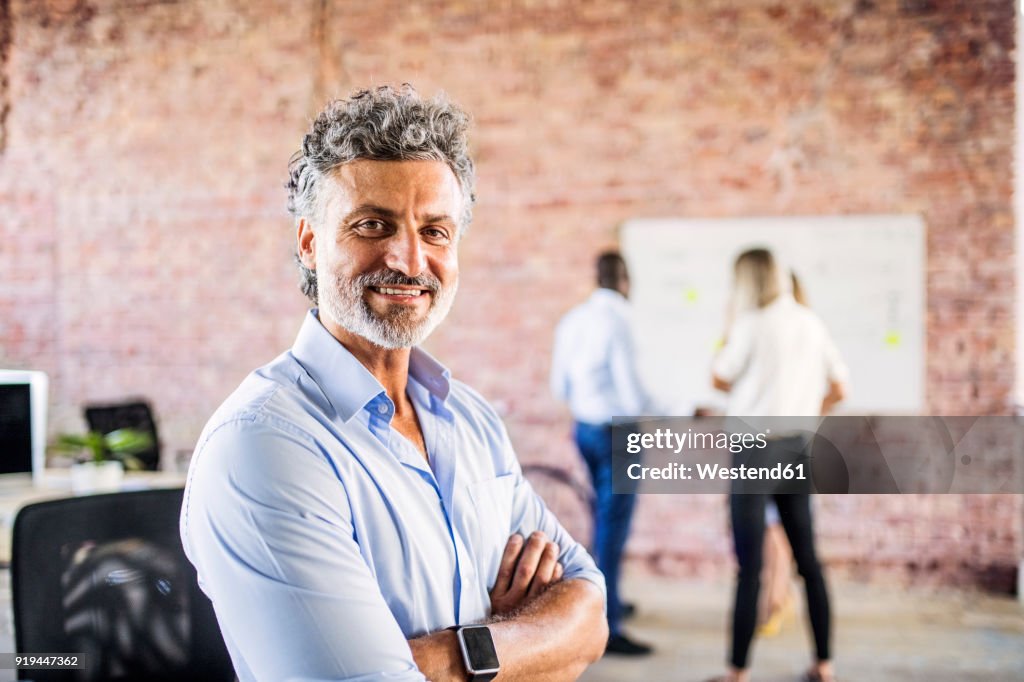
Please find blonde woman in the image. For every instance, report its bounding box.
[757,271,808,637]
[709,249,847,682]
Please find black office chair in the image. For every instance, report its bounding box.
[11,489,235,682]
[84,401,161,471]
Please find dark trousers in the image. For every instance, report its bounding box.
[574,421,636,636]
[729,444,831,668]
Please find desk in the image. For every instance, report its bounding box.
[0,470,187,566]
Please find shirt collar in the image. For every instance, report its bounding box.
[291,309,451,422]
[409,345,452,402]
[591,287,628,306]
[765,292,796,309]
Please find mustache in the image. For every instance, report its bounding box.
[355,269,441,292]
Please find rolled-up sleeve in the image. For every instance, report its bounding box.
[180,417,426,682]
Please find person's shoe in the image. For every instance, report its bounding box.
[801,672,838,682]
[756,595,795,637]
[605,633,653,656]
[620,601,637,619]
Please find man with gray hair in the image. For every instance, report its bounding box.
[181,85,607,682]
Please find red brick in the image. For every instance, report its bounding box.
[0,0,1018,590]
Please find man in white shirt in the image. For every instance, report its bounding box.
[182,85,608,682]
[550,251,653,656]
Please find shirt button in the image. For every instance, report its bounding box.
[377,403,389,415]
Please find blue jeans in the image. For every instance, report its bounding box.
[574,421,637,636]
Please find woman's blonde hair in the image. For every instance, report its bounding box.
[791,270,807,306]
[730,248,783,315]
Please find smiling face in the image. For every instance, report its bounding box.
[297,159,463,349]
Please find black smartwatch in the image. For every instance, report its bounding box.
[452,624,500,681]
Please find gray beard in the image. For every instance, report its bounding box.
[319,271,457,350]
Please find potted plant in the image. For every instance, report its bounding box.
[54,429,152,494]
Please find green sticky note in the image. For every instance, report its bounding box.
[684,287,699,304]
[884,331,901,348]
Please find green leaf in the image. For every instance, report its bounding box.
[54,428,151,464]
[54,434,91,450]
[103,429,153,455]
[118,454,145,471]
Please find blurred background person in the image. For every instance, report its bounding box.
[756,500,794,638]
[755,271,811,638]
[709,249,848,682]
[551,250,654,656]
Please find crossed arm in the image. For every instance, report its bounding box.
[184,423,607,681]
[410,531,608,682]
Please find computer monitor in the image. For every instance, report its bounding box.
[0,370,48,485]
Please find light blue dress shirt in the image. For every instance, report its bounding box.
[550,288,653,424]
[180,310,604,682]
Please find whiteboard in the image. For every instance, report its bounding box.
[620,215,925,414]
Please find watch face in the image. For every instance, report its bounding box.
[461,626,499,671]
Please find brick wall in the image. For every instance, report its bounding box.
[0,0,1019,590]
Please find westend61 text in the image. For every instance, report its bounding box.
[624,428,769,454]
[626,462,806,481]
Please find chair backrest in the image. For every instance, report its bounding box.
[11,489,235,681]
[84,401,161,471]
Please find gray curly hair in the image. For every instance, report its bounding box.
[286,84,476,304]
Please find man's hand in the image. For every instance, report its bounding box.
[489,532,564,617]
[413,533,605,681]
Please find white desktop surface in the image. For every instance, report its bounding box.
[0,469,187,566]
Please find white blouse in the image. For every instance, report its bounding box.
[713,295,848,416]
